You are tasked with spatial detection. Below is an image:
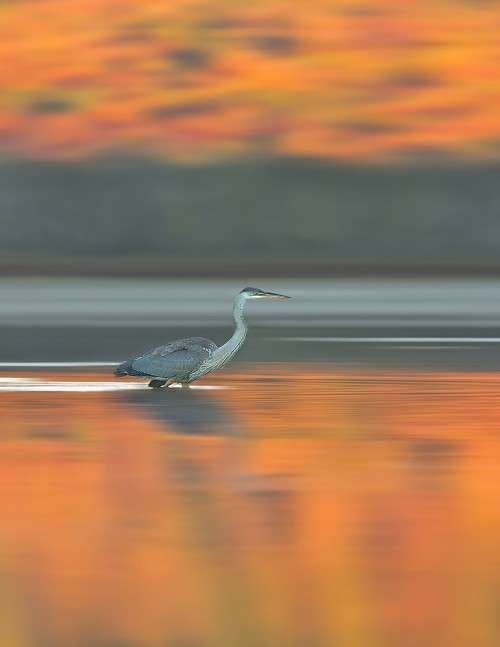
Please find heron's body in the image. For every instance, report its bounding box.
[114,287,289,388]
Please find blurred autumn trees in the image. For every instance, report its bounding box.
[2,0,500,273]
[1,157,500,273]
[1,0,500,162]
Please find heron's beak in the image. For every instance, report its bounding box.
[261,291,291,300]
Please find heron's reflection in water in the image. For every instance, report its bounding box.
[117,386,234,436]
[115,384,254,492]
[115,383,296,509]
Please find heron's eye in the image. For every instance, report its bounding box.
[241,286,262,296]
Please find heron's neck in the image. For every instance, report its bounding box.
[211,294,248,367]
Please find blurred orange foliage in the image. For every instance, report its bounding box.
[1,0,500,161]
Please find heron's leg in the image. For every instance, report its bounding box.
[148,379,167,389]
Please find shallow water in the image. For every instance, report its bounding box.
[0,365,499,647]
[2,279,500,646]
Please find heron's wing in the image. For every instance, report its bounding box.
[156,337,217,355]
[132,349,203,379]
[130,337,216,379]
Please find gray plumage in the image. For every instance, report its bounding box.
[114,287,290,388]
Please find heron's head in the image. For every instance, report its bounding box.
[240,287,290,300]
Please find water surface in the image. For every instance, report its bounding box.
[1,279,500,646]
[0,366,499,647]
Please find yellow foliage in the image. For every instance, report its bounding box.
[1,0,500,161]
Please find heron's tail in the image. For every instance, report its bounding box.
[114,361,132,377]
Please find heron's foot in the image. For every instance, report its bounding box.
[161,381,192,389]
[148,379,167,389]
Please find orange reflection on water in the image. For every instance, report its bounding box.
[0,366,499,647]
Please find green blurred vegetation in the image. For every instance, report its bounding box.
[1,157,499,275]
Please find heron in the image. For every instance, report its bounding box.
[114,287,290,388]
